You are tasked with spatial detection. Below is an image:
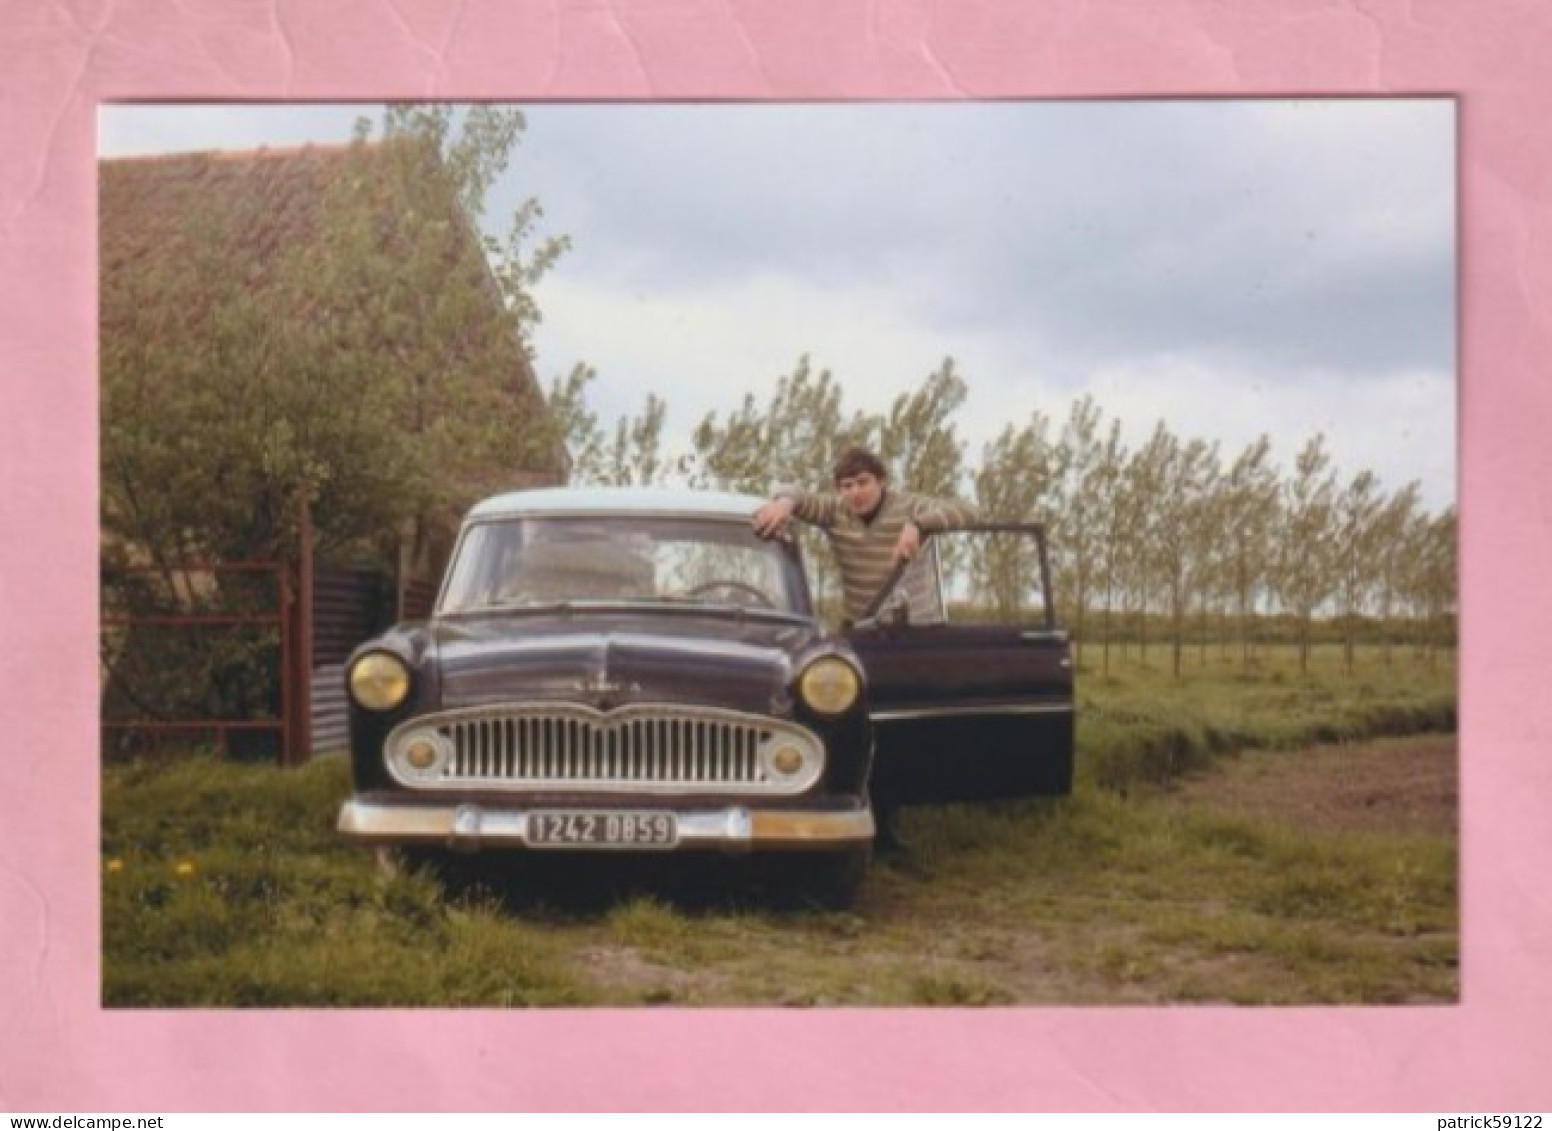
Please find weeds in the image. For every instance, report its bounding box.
[102,649,1457,1006]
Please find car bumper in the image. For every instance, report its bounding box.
[337,798,875,852]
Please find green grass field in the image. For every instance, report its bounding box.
[101,646,1457,1006]
[1074,644,1455,790]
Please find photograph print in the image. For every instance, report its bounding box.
[98,98,1456,1007]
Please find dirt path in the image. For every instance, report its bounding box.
[562,732,1459,1005]
[1166,733,1457,836]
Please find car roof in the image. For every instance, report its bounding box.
[467,486,769,521]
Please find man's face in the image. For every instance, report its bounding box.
[836,471,884,516]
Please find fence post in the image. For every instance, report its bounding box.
[290,495,315,766]
[279,563,295,765]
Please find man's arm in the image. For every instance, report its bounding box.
[905,493,981,533]
[751,488,843,536]
[891,493,980,564]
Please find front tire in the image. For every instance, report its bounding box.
[791,846,871,910]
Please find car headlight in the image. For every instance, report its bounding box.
[348,651,411,711]
[797,655,861,716]
[387,725,452,783]
[758,734,823,791]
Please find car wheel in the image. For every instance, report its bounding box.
[797,846,872,910]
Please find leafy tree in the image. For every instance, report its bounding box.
[1119,423,1178,665]
[973,411,1059,616]
[1403,505,1457,666]
[876,359,968,498]
[1131,423,1219,678]
[1219,435,1281,667]
[603,393,669,486]
[1334,468,1384,673]
[1050,396,1107,665]
[1371,482,1422,664]
[1273,435,1340,673]
[546,364,608,482]
[1090,419,1130,675]
[373,105,570,354]
[104,104,568,571]
[692,356,870,492]
[1181,440,1223,671]
[101,105,569,736]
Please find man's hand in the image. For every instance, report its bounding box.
[892,521,922,565]
[752,496,796,538]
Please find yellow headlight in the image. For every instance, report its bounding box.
[348,652,411,711]
[798,656,860,716]
[405,739,438,769]
[770,744,806,775]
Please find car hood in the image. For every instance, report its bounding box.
[432,610,827,715]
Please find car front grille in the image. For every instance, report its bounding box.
[386,702,823,795]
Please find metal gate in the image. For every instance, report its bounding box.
[100,560,308,766]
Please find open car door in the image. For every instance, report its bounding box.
[846,524,1075,806]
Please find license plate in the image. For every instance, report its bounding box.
[525,810,678,849]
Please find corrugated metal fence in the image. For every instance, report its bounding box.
[308,565,390,756]
[308,569,438,756]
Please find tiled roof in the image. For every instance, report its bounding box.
[101,144,362,296]
[99,141,564,485]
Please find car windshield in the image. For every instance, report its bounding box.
[439,515,805,617]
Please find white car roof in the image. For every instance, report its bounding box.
[467,486,769,521]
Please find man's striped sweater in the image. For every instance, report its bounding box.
[776,487,980,623]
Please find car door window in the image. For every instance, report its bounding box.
[865,527,1053,630]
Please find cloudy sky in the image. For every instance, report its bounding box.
[100,99,1456,510]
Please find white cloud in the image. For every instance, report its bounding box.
[1077,356,1455,509]
[530,270,987,428]
[532,274,1455,510]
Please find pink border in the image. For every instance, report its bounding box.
[3,0,1548,1112]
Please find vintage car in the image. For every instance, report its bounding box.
[336,487,1073,905]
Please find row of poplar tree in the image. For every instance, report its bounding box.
[550,356,1457,676]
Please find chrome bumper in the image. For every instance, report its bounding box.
[337,799,874,852]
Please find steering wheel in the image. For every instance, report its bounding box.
[681,580,775,608]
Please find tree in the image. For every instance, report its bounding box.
[1370,482,1422,664]
[100,105,570,738]
[1273,435,1340,673]
[1050,396,1107,665]
[692,356,870,492]
[1131,423,1218,679]
[546,364,608,482]
[1402,505,1457,666]
[1090,419,1130,675]
[374,105,570,355]
[1181,440,1223,672]
[103,104,569,571]
[603,393,669,486]
[1334,468,1384,673]
[973,411,1059,617]
[1219,436,1281,667]
[1119,423,1179,666]
[877,359,969,498]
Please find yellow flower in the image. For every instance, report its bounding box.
[105,859,124,875]
[174,860,196,878]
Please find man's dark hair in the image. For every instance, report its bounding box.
[832,446,888,484]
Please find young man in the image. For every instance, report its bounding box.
[752,447,979,850]
[751,446,979,626]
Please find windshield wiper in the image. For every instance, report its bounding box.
[441,600,574,618]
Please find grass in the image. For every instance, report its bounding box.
[101,647,1457,1007]
[1073,644,1456,790]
